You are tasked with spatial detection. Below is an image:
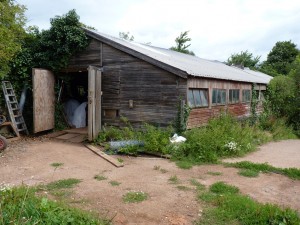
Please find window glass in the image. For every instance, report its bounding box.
[242,90,251,102]
[188,89,209,108]
[212,89,226,105]
[200,90,208,106]
[229,89,240,103]
[188,90,195,107]
[194,90,202,107]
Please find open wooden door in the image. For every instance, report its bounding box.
[88,66,102,141]
[32,68,55,133]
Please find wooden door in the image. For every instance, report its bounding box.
[32,68,55,133]
[88,66,102,140]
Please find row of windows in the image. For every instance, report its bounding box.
[188,88,255,108]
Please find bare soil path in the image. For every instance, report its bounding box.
[0,138,300,225]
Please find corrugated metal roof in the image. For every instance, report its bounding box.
[86,29,272,84]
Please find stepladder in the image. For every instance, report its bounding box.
[2,81,29,136]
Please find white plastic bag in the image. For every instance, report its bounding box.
[170,133,186,143]
[72,102,87,128]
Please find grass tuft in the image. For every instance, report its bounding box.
[123,191,148,203]
[198,182,300,225]
[175,160,193,169]
[50,162,64,168]
[209,182,239,195]
[0,186,109,224]
[168,175,180,184]
[109,181,121,186]
[94,175,107,181]
[225,161,300,180]
[176,185,191,191]
[43,178,81,191]
[206,171,222,176]
[238,169,259,177]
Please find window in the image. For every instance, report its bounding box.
[260,91,265,101]
[188,89,208,108]
[242,90,251,102]
[212,89,226,105]
[229,89,240,103]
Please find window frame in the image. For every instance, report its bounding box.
[187,88,209,108]
[229,89,240,104]
[212,88,226,105]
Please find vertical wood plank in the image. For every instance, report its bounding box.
[95,69,102,138]
[88,66,95,141]
[32,68,55,133]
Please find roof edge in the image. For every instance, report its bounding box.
[83,28,188,79]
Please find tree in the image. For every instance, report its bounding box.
[227,50,260,69]
[261,41,299,76]
[0,0,27,77]
[170,31,195,56]
[119,31,134,41]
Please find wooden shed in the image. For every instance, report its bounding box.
[32,29,272,140]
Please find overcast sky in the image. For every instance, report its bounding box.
[18,0,300,62]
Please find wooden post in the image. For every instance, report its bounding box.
[88,66,96,141]
[95,69,102,138]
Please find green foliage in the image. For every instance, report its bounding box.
[174,100,190,134]
[0,186,109,224]
[206,171,222,176]
[43,178,82,190]
[250,83,258,124]
[168,175,180,184]
[95,122,173,155]
[225,161,300,180]
[238,169,259,177]
[94,175,107,181]
[227,50,261,69]
[262,40,299,76]
[0,0,27,77]
[50,162,64,168]
[170,31,195,55]
[209,182,239,195]
[119,31,134,41]
[109,181,121,186]
[122,191,148,203]
[175,160,193,169]
[173,114,270,164]
[198,182,300,225]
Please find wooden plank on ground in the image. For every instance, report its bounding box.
[56,133,81,140]
[68,134,87,143]
[64,127,88,135]
[47,130,68,138]
[85,144,124,167]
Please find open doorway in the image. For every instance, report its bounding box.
[59,71,89,129]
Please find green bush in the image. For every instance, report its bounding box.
[173,114,270,163]
[0,186,108,225]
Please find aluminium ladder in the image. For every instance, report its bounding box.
[2,81,29,135]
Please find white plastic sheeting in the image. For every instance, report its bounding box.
[63,99,87,128]
[72,102,87,128]
[170,133,186,143]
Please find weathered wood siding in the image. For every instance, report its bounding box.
[67,39,101,71]
[187,77,266,128]
[102,43,186,127]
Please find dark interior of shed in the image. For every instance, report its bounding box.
[59,71,88,128]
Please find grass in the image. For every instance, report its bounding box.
[238,169,260,177]
[206,171,222,176]
[176,185,191,191]
[190,179,205,191]
[109,181,121,186]
[42,178,82,191]
[175,160,193,169]
[168,175,180,184]
[94,175,107,181]
[160,168,168,173]
[50,162,64,168]
[225,161,300,180]
[197,182,300,225]
[153,165,160,170]
[122,191,148,203]
[0,185,109,225]
[50,189,73,199]
[117,158,124,163]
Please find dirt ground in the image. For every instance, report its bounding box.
[0,138,300,225]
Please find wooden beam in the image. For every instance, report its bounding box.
[85,144,124,167]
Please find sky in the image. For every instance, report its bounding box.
[17,0,300,62]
